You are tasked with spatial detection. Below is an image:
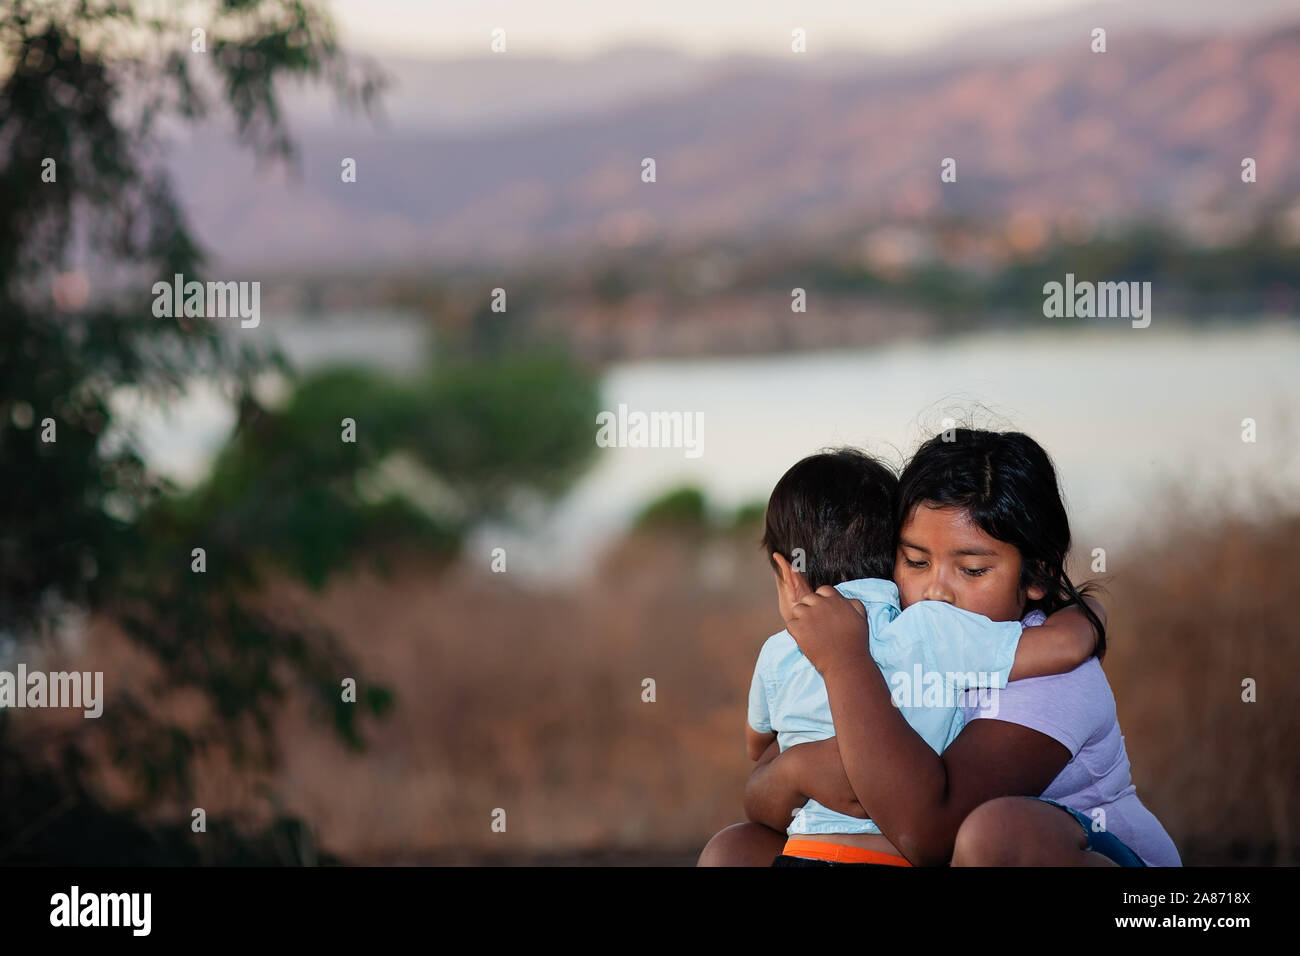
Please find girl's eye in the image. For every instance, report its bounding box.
[904,558,928,569]
[962,567,991,577]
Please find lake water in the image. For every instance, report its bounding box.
[484,322,1300,582]
[116,315,1300,583]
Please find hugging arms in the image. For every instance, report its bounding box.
[701,427,1177,867]
[744,588,1092,866]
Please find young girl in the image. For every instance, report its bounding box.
[699,428,1180,867]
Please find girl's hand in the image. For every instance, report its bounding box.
[744,737,867,827]
[786,738,868,818]
[786,586,870,675]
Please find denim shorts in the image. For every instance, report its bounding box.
[1038,798,1147,867]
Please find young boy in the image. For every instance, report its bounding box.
[747,449,1102,866]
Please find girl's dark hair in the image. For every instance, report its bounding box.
[762,449,898,590]
[896,428,1106,657]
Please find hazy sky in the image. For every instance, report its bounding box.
[330,0,1095,59]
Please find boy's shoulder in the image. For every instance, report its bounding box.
[756,627,814,676]
[872,601,1024,667]
[892,599,1015,626]
[758,627,799,659]
[832,577,900,608]
[755,578,899,677]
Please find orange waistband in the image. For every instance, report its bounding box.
[782,838,912,866]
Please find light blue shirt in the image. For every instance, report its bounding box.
[747,578,1022,835]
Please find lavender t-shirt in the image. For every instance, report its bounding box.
[958,612,1182,867]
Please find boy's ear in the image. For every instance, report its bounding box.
[772,552,809,597]
[772,552,794,587]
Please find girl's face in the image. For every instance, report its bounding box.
[894,503,1044,622]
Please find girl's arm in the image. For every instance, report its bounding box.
[745,736,863,829]
[744,737,822,831]
[780,587,1072,866]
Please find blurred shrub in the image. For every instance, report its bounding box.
[729,500,767,531]
[0,0,598,865]
[634,485,709,530]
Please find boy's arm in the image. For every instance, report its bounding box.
[747,725,778,762]
[1008,596,1106,680]
[746,649,775,760]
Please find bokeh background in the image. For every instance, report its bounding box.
[2,0,1298,865]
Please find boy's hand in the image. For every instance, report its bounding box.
[1046,595,1106,653]
[1010,595,1107,680]
[786,587,870,676]
[1080,594,1107,636]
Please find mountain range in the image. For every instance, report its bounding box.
[167,0,1300,271]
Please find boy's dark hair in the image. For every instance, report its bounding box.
[897,428,1107,657]
[761,449,898,590]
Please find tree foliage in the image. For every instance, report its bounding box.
[0,1,599,862]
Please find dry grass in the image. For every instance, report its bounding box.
[1100,513,1300,864]
[14,513,1299,864]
